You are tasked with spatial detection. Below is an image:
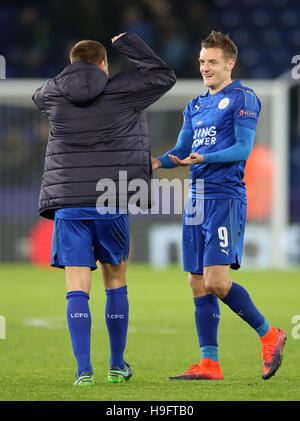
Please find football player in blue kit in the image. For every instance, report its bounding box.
[152,31,286,381]
[33,32,176,386]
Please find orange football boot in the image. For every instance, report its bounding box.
[167,358,223,380]
[259,327,287,380]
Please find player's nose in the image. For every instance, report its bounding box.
[201,63,210,72]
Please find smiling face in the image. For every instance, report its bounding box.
[199,47,235,94]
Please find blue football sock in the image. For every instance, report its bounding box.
[221,282,269,334]
[194,294,220,361]
[201,345,219,361]
[255,318,271,338]
[105,286,129,369]
[66,290,92,376]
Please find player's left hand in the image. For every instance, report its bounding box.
[168,152,204,166]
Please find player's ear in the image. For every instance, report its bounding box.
[98,60,105,70]
[228,58,235,71]
[98,59,109,76]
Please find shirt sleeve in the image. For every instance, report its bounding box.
[113,32,176,111]
[156,128,194,168]
[181,101,193,131]
[233,89,261,131]
[202,125,255,164]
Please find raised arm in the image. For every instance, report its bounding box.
[112,32,176,110]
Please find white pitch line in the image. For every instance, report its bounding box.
[23,317,179,335]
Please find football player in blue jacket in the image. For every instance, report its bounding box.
[34,32,175,386]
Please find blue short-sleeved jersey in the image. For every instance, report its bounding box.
[182,80,261,201]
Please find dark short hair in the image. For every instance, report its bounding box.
[201,31,238,60]
[70,40,107,65]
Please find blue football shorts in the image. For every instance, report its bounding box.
[51,215,130,270]
[182,198,247,274]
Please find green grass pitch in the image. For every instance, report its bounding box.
[0,263,299,401]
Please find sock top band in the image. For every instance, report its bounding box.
[66,290,90,300]
[105,286,128,296]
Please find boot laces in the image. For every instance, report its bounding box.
[186,364,199,373]
[259,343,276,364]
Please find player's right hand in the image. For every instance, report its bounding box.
[111,33,126,44]
[168,152,204,166]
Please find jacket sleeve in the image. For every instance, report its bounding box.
[32,83,48,118]
[112,32,176,111]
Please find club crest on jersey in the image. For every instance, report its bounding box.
[218,97,230,109]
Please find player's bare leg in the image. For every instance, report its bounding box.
[203,265,232,299]
[100,258,127,290]
[100,258,132,383]
[65,266,92,293]
[188,273,208,298]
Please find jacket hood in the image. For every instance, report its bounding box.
[54,62,109,105]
